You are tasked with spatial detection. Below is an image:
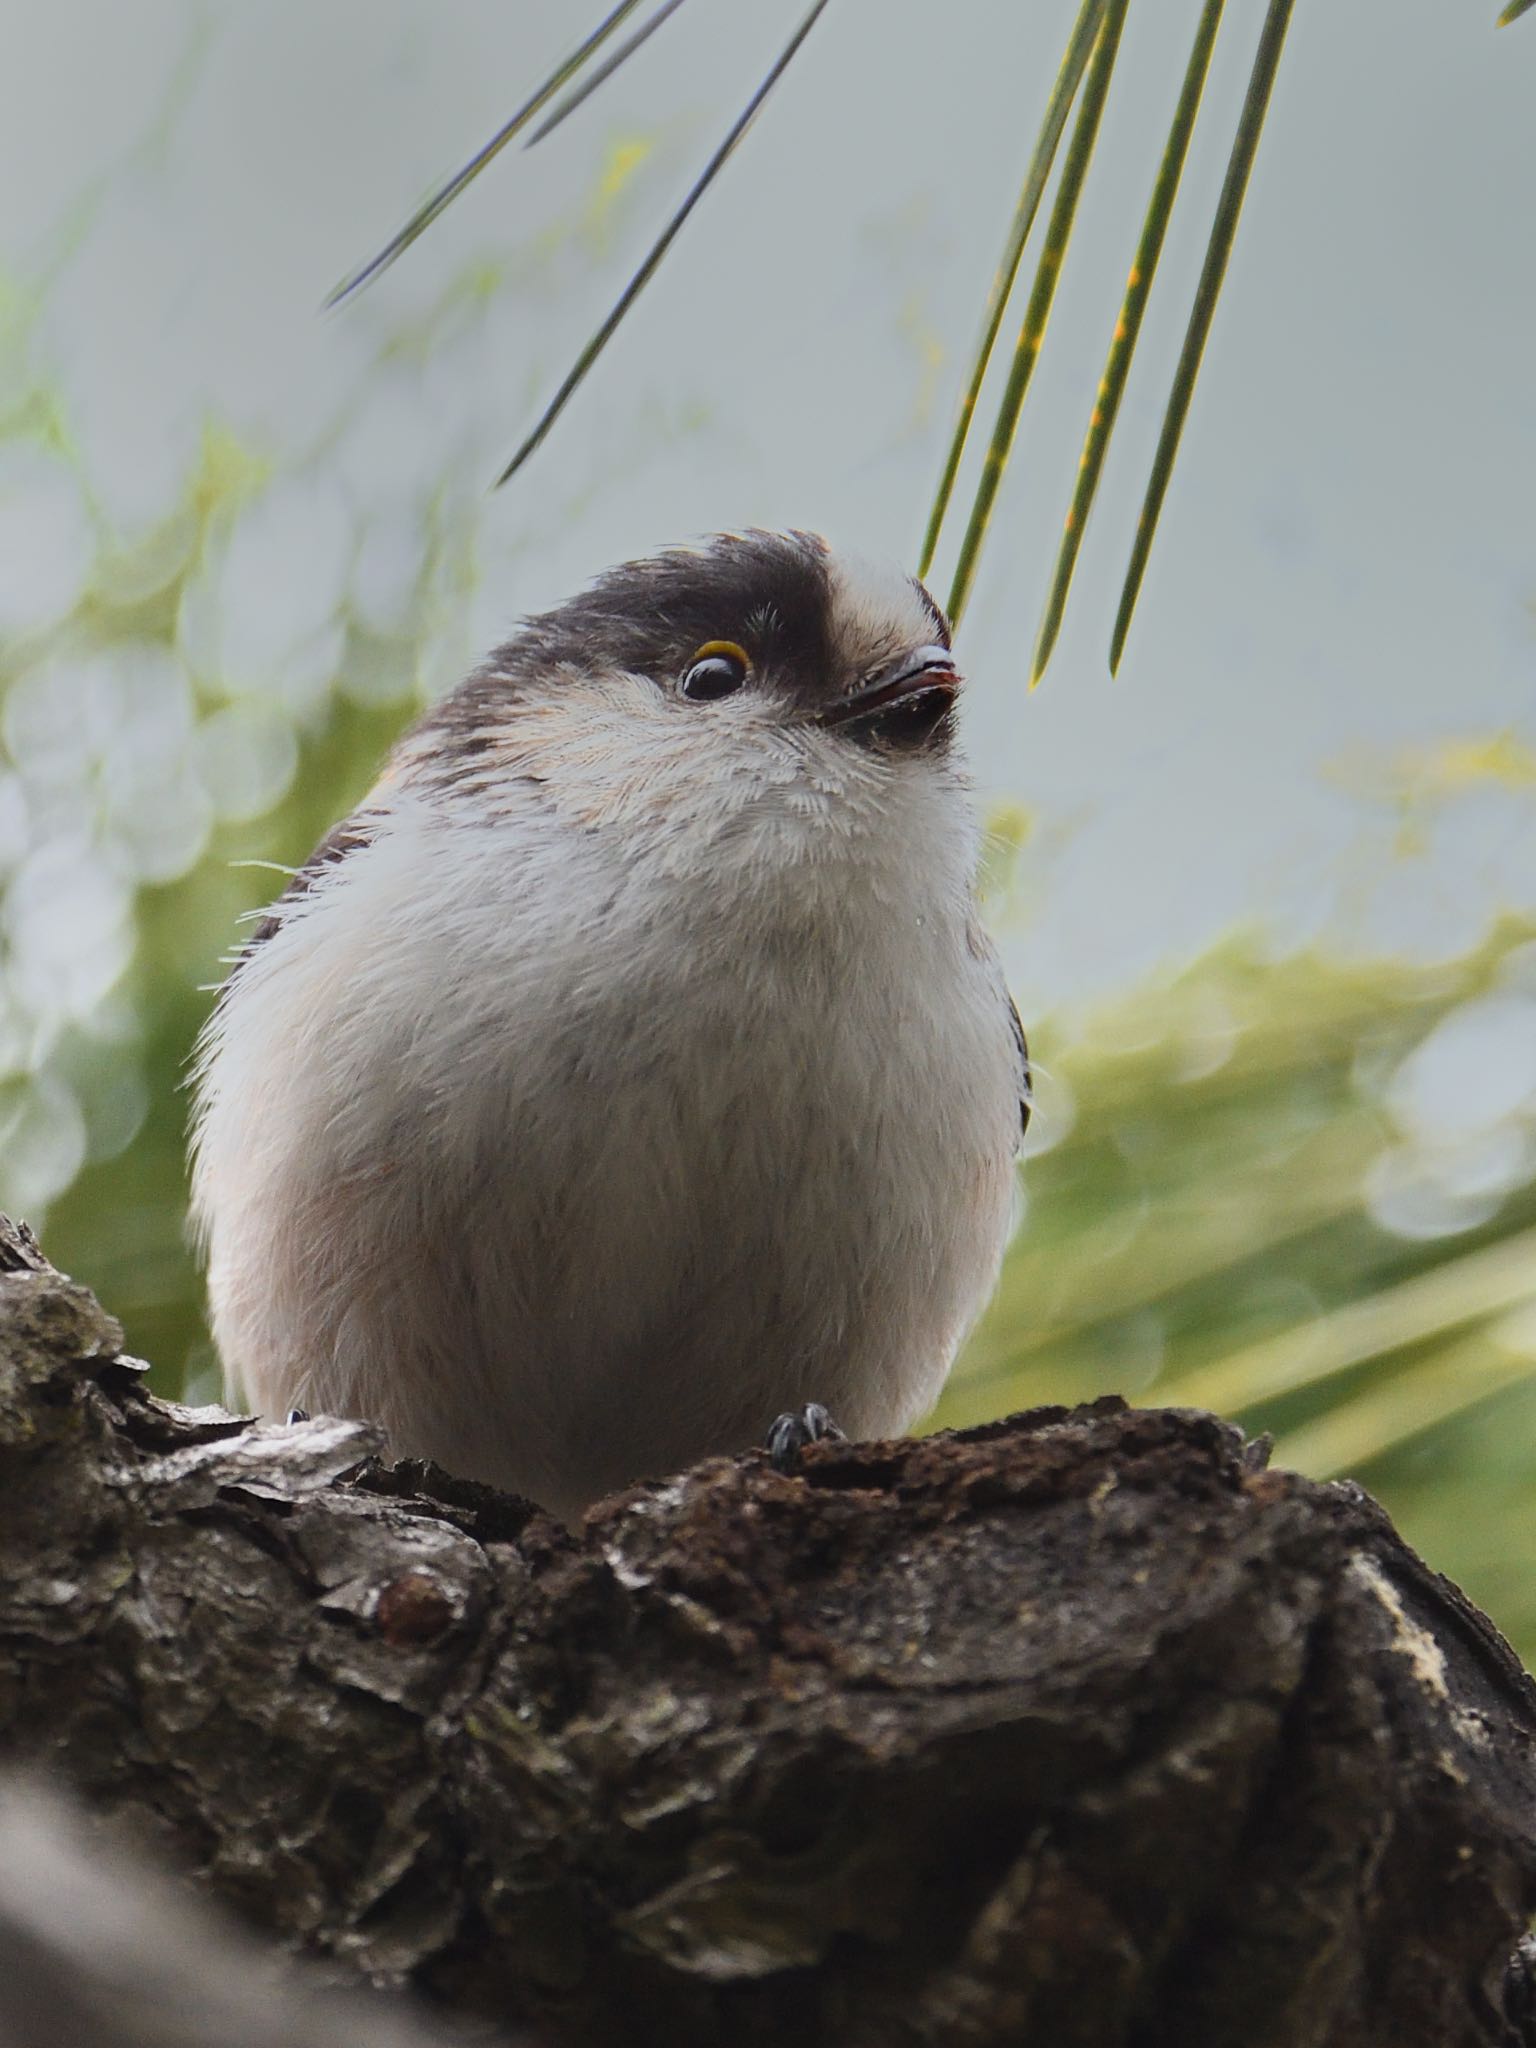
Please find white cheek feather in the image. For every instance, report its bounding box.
[191,559,1022,1525]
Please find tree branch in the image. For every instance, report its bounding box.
[2,1213,1534,2047]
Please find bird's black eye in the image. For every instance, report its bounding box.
[679,640,750,701]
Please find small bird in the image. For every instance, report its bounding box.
[191,531,1028,1524]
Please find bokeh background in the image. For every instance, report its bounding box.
[4,4,1536,1645]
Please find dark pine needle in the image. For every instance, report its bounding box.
[324,0,648,309]
[495,0,833,489]
[525,0,692,150]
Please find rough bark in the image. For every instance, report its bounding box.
[2,1213,1535,2048]
[0,1774,522,2048]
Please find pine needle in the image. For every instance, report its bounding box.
[916,0,1107,583]
[495,0,832,488]
[1272,1334,1536,1480]
[324,0,648,309]
[1108,0,1296,674]
[1161,1222,1536,1416]
[945,0,1130,631]
[525,0,692,150]
[1030,0,1225,687]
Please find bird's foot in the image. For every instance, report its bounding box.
[766,1402,846,1475]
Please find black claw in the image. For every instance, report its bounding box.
[286,1407,310,1425]
[766,1402,847,1475]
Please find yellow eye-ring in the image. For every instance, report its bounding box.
[680,640,751,702]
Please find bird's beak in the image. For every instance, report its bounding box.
[817,645,962,734]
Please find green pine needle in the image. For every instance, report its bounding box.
[1163,1222,1536,1417]
[1272,1336,1536,1481]
[1030,0,1225,688]
[916,0,1106,584]
[1108,0,1296,675]
[944,0,1130,631]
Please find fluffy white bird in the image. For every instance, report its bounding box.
[191,531,1028,1523]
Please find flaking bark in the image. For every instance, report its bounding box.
[1,1212,1534,2048]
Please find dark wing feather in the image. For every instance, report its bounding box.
[967,913,1031,1147]
[1010,994,1032,1144]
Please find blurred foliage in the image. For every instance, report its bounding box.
[34,681,409,1405]
[0,319,462,1399]
[934,919,1536,1659]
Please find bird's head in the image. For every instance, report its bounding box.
[402,531,967,848]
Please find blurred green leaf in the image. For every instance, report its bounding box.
[1165,1222,1536,1416]
[1272,1331,1536,1480]
[933,918,1536,1657]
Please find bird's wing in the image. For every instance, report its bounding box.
[1009,993,1032,1146]
[967,914,1030,1148]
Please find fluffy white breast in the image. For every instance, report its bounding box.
[191,539,1023,1520]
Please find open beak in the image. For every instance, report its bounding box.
[818,645,962,742]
